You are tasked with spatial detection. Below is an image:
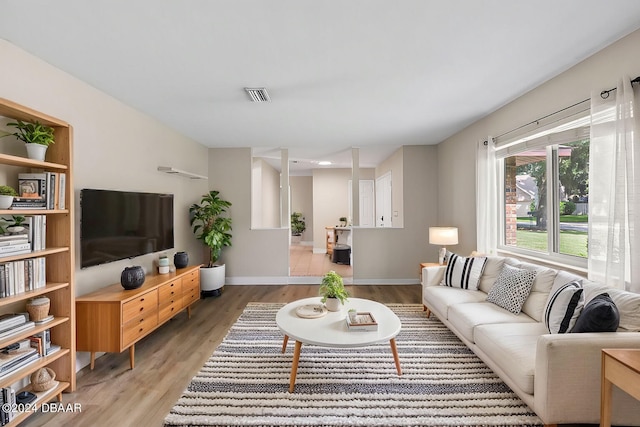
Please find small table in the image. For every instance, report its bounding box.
[601,348,640,427]
[276,297,402,392]
[419,262,441,280]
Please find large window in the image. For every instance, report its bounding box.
[497,116,590,266]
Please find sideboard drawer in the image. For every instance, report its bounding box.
[159,280,182,303]
[123,311,158,347]
[159,300,182,323]
[122,290,158,324]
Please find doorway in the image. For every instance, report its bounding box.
[376,172,392,227]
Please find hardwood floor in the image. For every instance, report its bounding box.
[22,284,421,427]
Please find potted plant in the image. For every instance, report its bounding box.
[0,185,17,210]
[319,270,348,311]
[3,120,55,161]
[339,216,348,227]
[291,212,306,243]
[189,190,232,298]
[6,215,26,233]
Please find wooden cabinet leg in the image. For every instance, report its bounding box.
[129,345,135,369]
[90,352,95,370]
[187,305,192,319]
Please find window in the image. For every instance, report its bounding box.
[497,115,590,266]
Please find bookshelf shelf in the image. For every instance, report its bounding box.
[8,380,70,426]
[0,97,75,425]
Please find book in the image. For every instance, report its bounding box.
[0,314,28,331]
[58,173,66,209]
[0,348,38,371]
[34,315,54,325]
[0,321,35,339]
[346,312,379,331]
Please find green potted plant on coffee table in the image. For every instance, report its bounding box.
[319,270,348,312]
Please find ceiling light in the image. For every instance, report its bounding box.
[244,87,271,102]
[318,161,332,166]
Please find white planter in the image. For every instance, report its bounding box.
[324,297,342,312]
[0,195,13,209]
[200,264,226,296]
[291,235,301,244]
[25,143,48,161]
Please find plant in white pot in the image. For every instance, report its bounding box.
[0,186,17,210]
[189,190,232,298]
[290,212,305,244]
[319,270,348,312]
[3,120,55,161]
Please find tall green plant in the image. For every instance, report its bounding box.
[189,190,232,267]
[291,212,306,236]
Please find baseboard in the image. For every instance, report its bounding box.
[352,278,420,285]
[225,277,418,285]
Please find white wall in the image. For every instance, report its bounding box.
[436,28,640,256]
[312,168,352,252]
[375,147,404,228]
[290,176,313,242]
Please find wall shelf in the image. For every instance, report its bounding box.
[157,166,207,180]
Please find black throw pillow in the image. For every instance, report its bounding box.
[571,293,620,333]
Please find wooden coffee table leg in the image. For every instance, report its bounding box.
[390,338,402,375]
[289,340,302,392]
[281,335,289,353]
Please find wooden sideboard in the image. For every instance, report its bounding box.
[76,265,200,369]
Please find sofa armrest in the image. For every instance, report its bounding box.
[534,332,640,424]
[421,265,445,288]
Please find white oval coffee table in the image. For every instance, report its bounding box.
[276,297,402,392]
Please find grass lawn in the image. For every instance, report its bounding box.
[515,229,588,258]
[516,215,588,223]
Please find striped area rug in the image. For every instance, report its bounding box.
[165,303,542,427]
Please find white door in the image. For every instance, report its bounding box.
[376,172,392,227]
[348,180,375,227]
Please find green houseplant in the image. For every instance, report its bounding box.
[291,212,306,240]
[189,190,232,297]
[319,270,348,311]
[3,120,55,161]
[0,185,17,210]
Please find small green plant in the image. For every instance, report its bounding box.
[0,186,17,197]
[319,270,349,304]
[3,120,55,146]
[291,212,306,236]
[10,216,25,227]
[560,200,576,216]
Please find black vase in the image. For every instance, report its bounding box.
[174,251,189,269]
[120,266,145,290]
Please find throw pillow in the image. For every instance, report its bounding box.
[486,264,537,314]
[440,252,488,290]
[544,280,584,334]
[571,293,620,333]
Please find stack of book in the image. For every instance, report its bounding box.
[29,329,58,356]
[0,234,30,257]
[0,386,16,425]
[0,339,39,379]
[0,257,47,297]
[0,314,35,342]
[12,172,66,210]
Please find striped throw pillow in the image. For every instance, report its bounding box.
[544,280,585,333]
[440,252,487,290]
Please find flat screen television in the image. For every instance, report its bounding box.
[80,188,174,268]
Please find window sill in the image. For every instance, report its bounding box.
[496,248,588,277]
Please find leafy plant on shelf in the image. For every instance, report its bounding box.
[2,120,55,146]
[189,190,232,268]
[319,270,349,304]
[0,186,17,197]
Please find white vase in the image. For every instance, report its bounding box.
[325,297,342,312]
[0,195,13,209]
[25,143,48,161]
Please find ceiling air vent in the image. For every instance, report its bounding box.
[244,87,271,102]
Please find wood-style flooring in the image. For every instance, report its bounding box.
[21,284,421,427]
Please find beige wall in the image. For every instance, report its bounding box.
[436,28,640,257]
[312,168,352,252]
[208,148,289,281]
[354,145,438,281]
[290,176,313,242]
[0,40,209,297]
[376,147,404,228]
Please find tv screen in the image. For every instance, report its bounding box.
[80,189,174,268]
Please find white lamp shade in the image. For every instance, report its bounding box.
[429,227,459,245]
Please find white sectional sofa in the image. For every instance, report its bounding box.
[421,254,640,426]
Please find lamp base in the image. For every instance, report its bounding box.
[438,247,447,265]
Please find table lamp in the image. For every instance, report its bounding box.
[429,227,459,265]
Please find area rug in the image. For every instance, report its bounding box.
[165,303,542,427]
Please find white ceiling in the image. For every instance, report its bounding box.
[2,1,640,173]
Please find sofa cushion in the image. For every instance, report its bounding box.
[474,322,547,395]
[544,280,584,333]
[448,302,536,343]
[582,282,640,332]
[486,264,537,314]
[441,252,487,290]
[477,256,506,293]
[572,293,620,333]
[423,286,487,319]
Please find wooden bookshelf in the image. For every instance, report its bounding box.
[0,97,75,426]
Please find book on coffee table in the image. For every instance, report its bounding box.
[346,312,378,331]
